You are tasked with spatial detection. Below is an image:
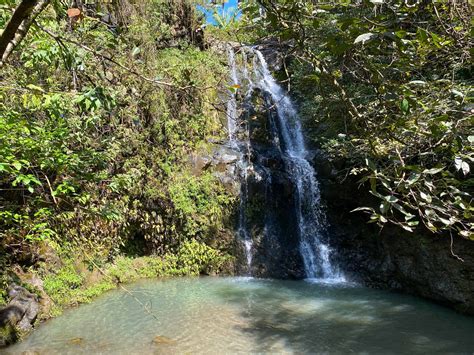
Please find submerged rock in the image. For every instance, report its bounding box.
[152,335,176,345]
[68,337,84,345]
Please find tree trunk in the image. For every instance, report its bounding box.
[0,0,51,67]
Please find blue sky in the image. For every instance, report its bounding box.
[197,0,240,26]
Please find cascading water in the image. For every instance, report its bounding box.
[226,46,343,281]
[227,46,253,274]
[251,49,343,281]
[226,47,238,144]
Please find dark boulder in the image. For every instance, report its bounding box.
[0,285,39,347]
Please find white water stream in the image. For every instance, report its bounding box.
[227,47,344,281]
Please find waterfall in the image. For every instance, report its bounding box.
[237,159,253,272]
[227,47,253,274]
[226,46,344,282]
[226,46,238,145]
[252,49,343,282]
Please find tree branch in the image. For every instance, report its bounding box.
[35,22,191,90]
[0,0,37,58]
[0,0,51,67]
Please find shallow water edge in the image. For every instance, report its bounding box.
[6,276,474,354]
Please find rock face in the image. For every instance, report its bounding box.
[254,38,292,72]
[196,52,306,278]
[191,125,305,278]
[0,285,39,347]
[234,149,306,279]
[313,152,474,314]
[190,145,242,195]
[229,84,306,279]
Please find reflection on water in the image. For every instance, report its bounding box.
[6,277,474,354]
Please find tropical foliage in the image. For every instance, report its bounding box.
[0,0,234,286]
[238,0,473,238]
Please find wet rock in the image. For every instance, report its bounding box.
[220,153,239,165]
[212,54,307,278]
[209,39,240,55]
[0,323,18,347]
[0,286,39,347]
[254,38,293,72]
[230,141,306,278]
[211,146,243,194]
[190,154,212,174]
[189,144,243,195]
[211,146,241,166]
[21,276,52,320]
[0,284,39,346]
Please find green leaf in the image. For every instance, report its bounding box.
[354,33,376,44]
[454,157,470,175]
[131,47,141,57]
[395,30,407,38]
[401,225,414,232]
[400,98,409,114]
[419,191,432,203]
[12,161,22,170]
[439,217,453,226]
[384,195,398,203]
[393,202,414,218]
[26,84,45,93]
[406,173,420,185]
[229,83,241,92]
[351,207,375,213]
[408,80,427,86]
[450,89,464,98]
[423,167,444,175]
[365,158,376,171]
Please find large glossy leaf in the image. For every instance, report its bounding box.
[354,32,376,44]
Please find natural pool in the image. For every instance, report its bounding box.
[6,277,474,354]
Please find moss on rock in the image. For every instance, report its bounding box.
[0,323,18,348]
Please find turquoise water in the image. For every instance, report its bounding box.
[7,277,474,354]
